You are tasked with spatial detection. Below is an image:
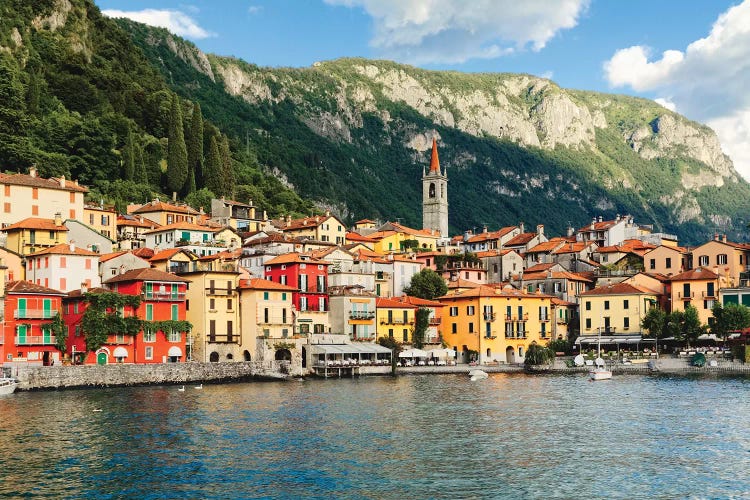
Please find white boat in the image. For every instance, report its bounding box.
[469,369,488,381]
[0,378,18,395]
[589,357,612,381]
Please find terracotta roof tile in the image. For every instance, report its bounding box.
[27,243,99,257]
[238,278,297,291]
[103,268,190,284]
[668,267,720,281]
[6,280,65,295]
[579,282,654,296]
[3,217,69,232]
[376,297,417,309]
[504,232,536,247]
[265,253,329,266]
[0,172,87,193]
[131,201,198,215]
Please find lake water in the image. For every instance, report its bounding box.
[2,373,750,499]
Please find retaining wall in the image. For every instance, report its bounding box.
[10,361,288,390]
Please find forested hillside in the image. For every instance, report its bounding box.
[0,0,313,216]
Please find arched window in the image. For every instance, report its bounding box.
[429,183,436,198]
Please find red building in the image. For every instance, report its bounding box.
[81,268,191,364]
[2,281,65,366]
[264,253,330,334]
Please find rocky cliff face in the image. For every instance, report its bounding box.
[127,24,749,242]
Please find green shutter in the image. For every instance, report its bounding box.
[742,295,750,307]
[724,294,739,305]
[146,304,153,321]
[43,299,52,318]
[17,324,27,344]
[18,298,26,318]
[172,304,178,321]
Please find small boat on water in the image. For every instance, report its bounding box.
[469,369,488,381]
[0,378,18,395]
[589,357,612,381]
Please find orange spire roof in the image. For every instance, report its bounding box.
[429,138,440,173]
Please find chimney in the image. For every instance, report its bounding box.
[69,241,75,252]
[714,233,719,241]
[286,215,291,227]
[119,265,126,274]
[567,225,575,237]
[537,224,544,236]
[54,212,62,226]
[591,218,596,230]
[29,166,37,178]
[152,198,158,206]
[482,225,488,233]
[325,209,330,217]
[172,191,177,202]
[519,221,525,233]
[59,175,65,188]
[80,282,88,294]
[722,234,727,243]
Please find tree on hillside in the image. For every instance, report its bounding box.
[711,303,750,343]
[220,134,235,198]
[122,127,136,181]
[185,101,203,195]
[135,142,149,185]
[166,94,188,194]
[204,135,223,196]
[404,269,448,300]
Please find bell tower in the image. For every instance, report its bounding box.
[422,138,448,238]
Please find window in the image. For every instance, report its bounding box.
[665,257,672,269]
[683,283,691,298]
[717,254,728,265]
[209,298,216,310]
[145,346,153,360]
[388,328,394,338]
[707,282,715,297]
[467,306,475,315]
[623,300,629,309]
[403,310,408,324]
[585,301,591,311]
[143,327,155,342]
[74,302,79,314]
[468,323,474,333]
[698,255,709,266]
[226,321,233,342]
[145,304,153,321]
[209,320,216,342]
[585,318,591,329]
[32,205,38,216]
[650,258,656,270]
[553,282,561,293]
[227,299,233,311]
[280,275,287,285]
[171,304,178,320]
[282,293,287,301]
[451,323,457,334]
[624,317,630,329]
[263,292,269,300]
[403,329,408,342]
[604,300,610,310]
[449,306,458,317]
[116,333,125,344]
[60,257,66,268]
[282,308,287,323]
[3,203,9,213]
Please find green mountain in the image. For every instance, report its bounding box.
[0,0,312,217]
[1,0,747,244]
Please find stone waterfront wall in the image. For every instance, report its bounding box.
[11,361,289,391]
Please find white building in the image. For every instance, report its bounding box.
[25,243,101,292]
[143,223,241,257]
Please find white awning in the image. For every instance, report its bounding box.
[113,347,128,358]
[576,336,653,345]
[310,343,391,356]
[167,346,183,357]
[399,348,429,358]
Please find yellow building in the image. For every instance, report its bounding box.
[550,298,575,340]
[643,245,689,277]
[0,166,87,226]
[83,204,118,240]
[3,216,68,256]
[690,236,750,287]
[668,267,729,326]
[274,211,346,245]
[149,248,198,274]
[238,277,296,339]
[578,282,659,343]
[376,297,417,343]
[367,222,441,254]
[129,199,199,226]
[439,284,554,364]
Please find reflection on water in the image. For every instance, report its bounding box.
[2,374,750,498]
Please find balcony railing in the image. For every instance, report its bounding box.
[17,336,56,345]
[677,291,695,299]
[349,311,375,320]
[381,319,408,325]
[556,318,569,325]
[505,333,526,339]
[702,291,717,299]
[14,309,57,319]
[540,315,550,322]
[483,312,497,321]
[504,313,529,322]
[205,288,236,296]
[428,318,441,325]
[143,292,186,301]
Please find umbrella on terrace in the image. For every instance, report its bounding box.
[399,348,429,358]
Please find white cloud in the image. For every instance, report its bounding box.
[102,8,214,39]
[248,5,263,15]
[325,0,589,64]
[603,1,750,179]
[654,98,676,112]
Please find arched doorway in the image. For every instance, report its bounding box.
[275,349,292,361]
[226,353,233,361]
[42,352,50,366]
[97,351,108,365]
[243,350,251,362]
[486,348,492,361]
[209,352,219,363]
[506,346,515,364]
[301,347,307,368]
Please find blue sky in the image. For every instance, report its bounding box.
[97,0,750,179]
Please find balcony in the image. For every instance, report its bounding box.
[505,332,526,339]
[677,291,695,299]
[143,291,186,301]
[381,319,408,325]
[14,309,57,319]
[109,338,133,345]
[483,312,497,322]
[540,315,550,322]
[702,291,717,299]
[556,318,569,325]
[428,317,441,326]
[349,311,375,320]
[205,288,236,296]
[504,313,529,322]
[17,336,56,345]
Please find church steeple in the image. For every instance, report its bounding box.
[422,138,448,238]
[429,137,440,174]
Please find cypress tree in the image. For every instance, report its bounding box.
[135,143,149,185]
[204,135,223,195]
[219,134,235,198]
[166,94,188,195]
[186,101,204,187]
[185,162,196,196]
[123,128,135,181]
